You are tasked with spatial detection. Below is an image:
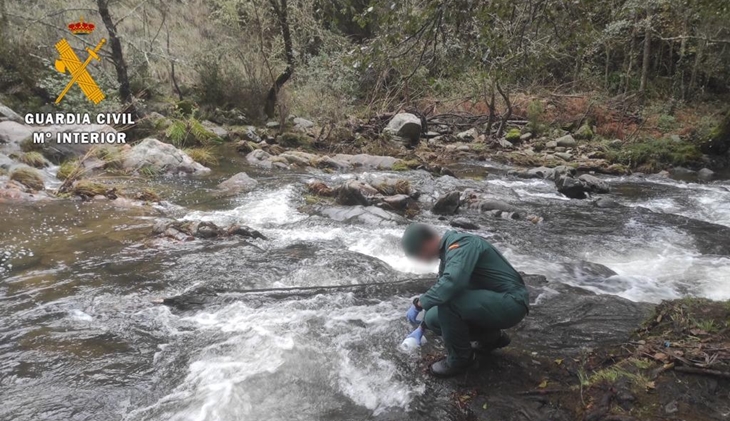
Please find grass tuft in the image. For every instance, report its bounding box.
[10,167,44,190]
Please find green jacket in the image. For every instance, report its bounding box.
[419,231,530,310]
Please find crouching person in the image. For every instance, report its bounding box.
[401,223,530,377]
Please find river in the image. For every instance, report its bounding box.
[1,154,729,420]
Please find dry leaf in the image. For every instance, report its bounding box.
[554,358,564,366]
[538,379,549,389]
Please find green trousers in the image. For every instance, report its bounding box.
[423,289,528,366]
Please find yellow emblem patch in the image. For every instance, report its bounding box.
[448,243,460,251]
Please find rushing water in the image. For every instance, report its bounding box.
[1,156,729,420]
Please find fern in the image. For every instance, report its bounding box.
[166,120,188,147]
[189,118,215,145]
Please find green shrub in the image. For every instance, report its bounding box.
[164,115,217,148]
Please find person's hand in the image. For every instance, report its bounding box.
[406,297,423,325]
[406,304,420,325]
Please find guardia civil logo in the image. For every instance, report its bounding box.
[54,17,107,105]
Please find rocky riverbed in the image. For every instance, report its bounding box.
[1,107,729,421]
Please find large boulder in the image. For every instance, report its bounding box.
[319,205,405,225]
[332,154,400,170]
[41,124,118,163]
[246,149,275,169]
[432,191,461,215]
[555,175,588,199]
[0,102,22,123]
[578,174,610,193]
[697,168,714,182]
[0,121,33,155]
[383,113,422,146]
[217,172,258,195]
[123,138,210,175]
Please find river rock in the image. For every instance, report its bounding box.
[450,218,480,230]
[384,113,421,146]
[202,121,229,140]
[293,117,315,130]
[475,199,520,214]
[0,121,33,155]
[594,197,619,208]
[315,155,352,171]
[41,124,118,163]
[517,274,653,355]
[456,128,479,141]
[152,219,265,242]
[545,141,557,149]
[555,175,588,199]
[0,102,22,123]
[0,153,13,170]
[578,174,610,193]
[320,205,405,225]
[243,126,263,143]
[336,180,378,206]
[332,154,400,170]
[697,168,714,182]
[497,138,514,149]
[123,138,211,175]
[217,172,258,194]
[278,151,317,167]
[377,194,416,212]
[574,124,594,140]
[246,149,274,168]
[555,152,573,161]
[556,134,577,147]
[432,191,461,215]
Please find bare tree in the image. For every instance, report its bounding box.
[263,0,294,119]
[97,0,139,116]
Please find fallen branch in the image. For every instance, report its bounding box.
[674,366,730,379]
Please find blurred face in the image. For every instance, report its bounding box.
[415,236,441,262]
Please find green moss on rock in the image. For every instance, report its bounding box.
[505,128,522,142]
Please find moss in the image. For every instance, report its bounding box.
[603,138,702,171]
[277,132,313,149]
[10,167,44,190]
[392,159,420,171]
[505,128,522,142]
[183,147,218,166]
[57,159,80,181]
[71,180,108,197]
[574,124,594,140]
[17,152,47,168]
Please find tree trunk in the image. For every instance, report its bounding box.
[624,15,638,94]
[688,38,705,99]
[97,0,138,116]
[264,0,294,119]
[639,12,652,100]
[0,0,7,36]
[495,80,511,137]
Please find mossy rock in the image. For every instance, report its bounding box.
[505,128,522,142]
[71,180,109,197]
[10,167,45,190]
[392,159,420,171]
[574,124,594,140]
[276,132,313,149]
